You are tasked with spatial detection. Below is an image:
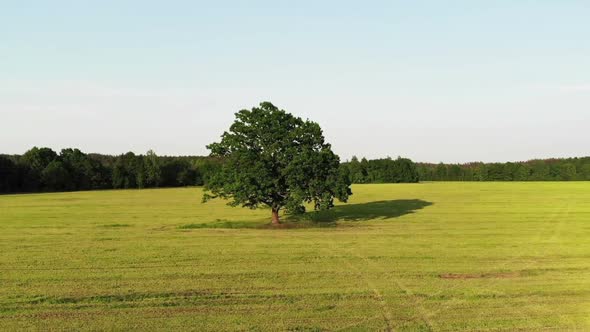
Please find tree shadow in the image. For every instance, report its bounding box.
[178,199,433,230]
[287,199,433,224]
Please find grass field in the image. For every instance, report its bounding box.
[1,183,590,331]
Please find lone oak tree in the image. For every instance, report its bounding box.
[203,102,352,225]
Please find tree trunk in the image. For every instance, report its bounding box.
[271,208,280,225]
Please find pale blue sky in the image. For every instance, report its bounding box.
[1,1,589,162]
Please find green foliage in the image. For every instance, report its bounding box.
[0,155,19,192]
[559,163,577,181]
[417,157,590,181]
[145,150,162,187]
[204,102,351,219]
[0,147,220,193]
[112,152,138,189]
[159,158,197,187]
[21,147,58,172]
[18,147,59,191]
[2,146,590,194]
[342,156,419,183]
[60,148,110,190]
[41,160,71,191]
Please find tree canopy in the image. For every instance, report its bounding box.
[415,159,590,181]
[343,156,419,183]
[204,102,352,224]
[0,148,220,193]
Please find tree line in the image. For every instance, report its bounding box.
[0,147,220,193]
[416,158,590,181]
[2,147,590,194]
[341,156,420,183]
[341,156,590,183]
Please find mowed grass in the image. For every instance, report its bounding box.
[1,183,590,331]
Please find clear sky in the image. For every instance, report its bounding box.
[1,1,589,163]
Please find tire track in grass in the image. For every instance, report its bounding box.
[549,201,570,243]
[458,203,569,330]
[538,201,578,329]
[333,314,382,332]
[437,200,574,329]
[325,236,437,331]
[327,194,575,331]
[410,199,574,330]
[322,239,394,332]
[341,255,394,332]
[353,197,567,330]
[485,200,575,329]
[349,247,436,332]
[428,202,571,330]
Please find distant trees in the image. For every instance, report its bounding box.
[60,148,111,190]
[343,157,590,183]
[416,157,590,182]
[203,102,352,224]
[0,155,19,192]
[20,147,58,191]
[347,156,369,183]
[112,152,138,189]
[145,150,162,187]
[2,145,590,194]
[342,157,419,184]
[0,147,220,194]
[159,158,203,187]
[41,161,71,191]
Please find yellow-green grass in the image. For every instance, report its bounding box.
[1,183,590,331]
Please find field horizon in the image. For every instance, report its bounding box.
[1,183,589,330]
